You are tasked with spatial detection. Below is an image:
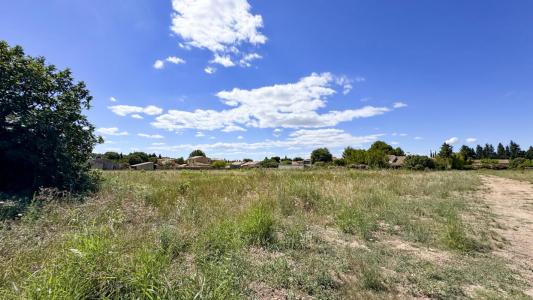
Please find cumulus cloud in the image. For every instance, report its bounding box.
[445,137,459,145]
[109,105,163,117]
[153,60,165,69]
[154,56,186,69]
[96,127,129,136]
[170,0,266,68]
[195,131,205,137]
[204,66,216,74]
[466,138,477,143]
[237,135,244,140]
[393,102,408,109]
[239,53,262,67]
[131,114,144,119]
[150,128,382,154]
[137,133,164,139]
[110,96,117,102]
[152,73,399,132]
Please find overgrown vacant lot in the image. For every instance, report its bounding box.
[1,170,531,299]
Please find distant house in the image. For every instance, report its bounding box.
[187,156,212,168]
[89,158,120,170]
[241,161,261,168]
[388,155,406,168]
[230,161,243,169]
[131,162,155,170]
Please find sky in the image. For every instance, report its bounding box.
[1,0,532,159]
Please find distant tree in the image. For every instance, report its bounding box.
[484,144,496,159]
[174,157,185,165]
[0,41,100,192]
[369,141,394,154]
[438,143,454,158]
[158,154,162,159]
[342,147,367,164]
[508,141,522,159]
[311,148,333,164]
[128,155,143,165]
[333,158,347,166]
[366,150,388,168]
[104,151,120,161]
[271,156,281,163]
[260,158,279,168]
[526,147,533,160]
[392,147,405,156]
[496,143,507,159]
[189,149,206,158]
[458,145,476,161]
[292,157,303,162]
[404,155,435,170]
[211,160,226,169]
[475,145,484,159]
[130,152,149,162]
[243,158,253,162]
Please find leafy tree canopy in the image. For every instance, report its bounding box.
[189,149,206,158]
[0,41,100,192]
[311,148,333,164]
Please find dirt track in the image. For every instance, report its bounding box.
[480,175,533,295]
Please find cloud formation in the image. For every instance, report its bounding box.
[152,73,402,132]
[149,128,383,154]
[170,0,266,68]
[109,105,163,117]
[137,133,164,139]
[96,127,129,136]
[445,137,459,145]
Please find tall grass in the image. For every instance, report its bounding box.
[0,169,528,298]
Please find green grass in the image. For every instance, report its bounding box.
[482,169,533,184]
[0,169,530,299]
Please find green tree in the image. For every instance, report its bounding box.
[404,155,435,170]
[189,149,206,158]
[174,157,185,164]
[438,143,454,158]
[496,143,507,159]
[392,147,405,156]
[369,141,394,154]
[0,41,100,192]
[458,146,475,161]
[128,155,143,165]
[366,150,388,168]
[342,147,367,164]
[310,148,333,164]
[508,141,522,159]
[475,145,483,159]
[526,147,533,160]
[103,151,120,161]
[483,144,496,159]
[211,160,227,169]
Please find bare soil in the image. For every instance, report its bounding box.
[480,175,533,296]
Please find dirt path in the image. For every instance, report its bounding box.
[480,175,533,295]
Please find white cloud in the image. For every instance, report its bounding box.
[239,53,262,67]
[221,125,246,132]
[166,56,186,65]
[414,136,423,140]
[131,114,144,119]
[445,137,459,145]
[237,135,244,140]
[138,133,164,139]
[150,129,383,155]
[399,133,408,137]
[466,138,477,143]
[393,102,408,109]
[195,131,205,137]
[109,105,163,117]
[152,73,396,132]
[153,60,165,69]
[96,127,129,136]
[170,0,266,68]
[152,142,166,146]
[110,96,117,102]
[204,66,216,74]
[210,54,235,67]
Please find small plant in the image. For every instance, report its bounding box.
[240,205,275,247]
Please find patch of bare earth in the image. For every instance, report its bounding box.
[383,238,451,266]
[480,175,533,296]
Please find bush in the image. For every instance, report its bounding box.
[240,205,275,247]
[509,158,533,169]
[211,160,227,169]
[343,147,367,164]
[366,150,389,169]
[260,158,279,168]
[404,155,435,170]
[333,158,347,166]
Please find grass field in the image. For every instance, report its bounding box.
[1,170,531,299]
[482,169,533,184]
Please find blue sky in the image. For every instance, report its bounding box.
[2,0,532,159]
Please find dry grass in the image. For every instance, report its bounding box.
[0,169,530,299]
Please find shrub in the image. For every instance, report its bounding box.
[343,147,367,164]
[211,160,227,169]
[333,158,347,166]
[260,158,279,168]
[404,155,435,170]
[189,149,206,157]
[509,158,533,169]
[366,150,389,169]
